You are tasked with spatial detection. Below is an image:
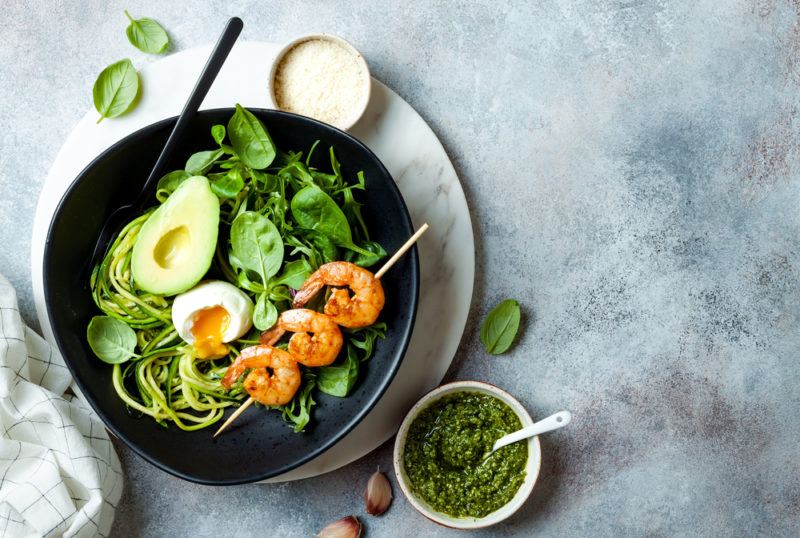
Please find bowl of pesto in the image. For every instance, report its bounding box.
[393,381,541,529]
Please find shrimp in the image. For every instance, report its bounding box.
[260,309,343,367]
[292,261,385,328]
[220,345,301,406]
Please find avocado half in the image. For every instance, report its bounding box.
[131,176,220,296]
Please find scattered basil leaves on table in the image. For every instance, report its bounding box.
[480,299,521,355]
[92,59,139,123]
[124,10,170,54]
[86,316,138,364]
[228,104,277,169]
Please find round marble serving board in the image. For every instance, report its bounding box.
[30,41,474,482]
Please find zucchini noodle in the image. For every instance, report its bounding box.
[95,216,246,429]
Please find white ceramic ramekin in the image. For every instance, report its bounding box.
[393,381,542,530]
[267,33,371,131]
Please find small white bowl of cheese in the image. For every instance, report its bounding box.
[268,34,371,131]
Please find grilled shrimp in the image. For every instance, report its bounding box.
[292,261,385,328]
[221,345,301,406]
[260,309,343,367]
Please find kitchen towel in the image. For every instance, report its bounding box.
[0,274,122,537]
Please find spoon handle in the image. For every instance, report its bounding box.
[135,16,243,209]
[492,410,572,452]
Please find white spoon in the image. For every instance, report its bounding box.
[484,410,572,460]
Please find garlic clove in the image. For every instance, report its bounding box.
[316,515,362,538]
[364,469,393,516]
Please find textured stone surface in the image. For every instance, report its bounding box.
[2,0,800,536]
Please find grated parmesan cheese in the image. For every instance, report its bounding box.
[273,39,367,129]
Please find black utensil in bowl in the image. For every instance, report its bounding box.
[87,17,243,270]
[43,109,419,484]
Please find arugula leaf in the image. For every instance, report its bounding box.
[277,376,316,432]
[93,59,139,123]
[185,149,223,175]
[317,346,359,397]
[230,211,284,284]
[344,240,386,268]
[480,299,521,355]
[347,322,386,361]
[124,11,170,54]
[228,104,276,169]
[87,316,138,364]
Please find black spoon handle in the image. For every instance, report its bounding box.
[135,16,243,208]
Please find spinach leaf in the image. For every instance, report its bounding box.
[87,316,138,364]
[480,299,521,355]
[211,124,226,145]
[317,346,359,397]
[124,10,170,54]
[210,168,244,199]
[93,59,139,123]
[228,104,276,169]
[253,292,278,330]
[185,148,223,175]
[290,185,373,257]
[271,259,313,289]
[156,170,190,195]
[230,211,284,284]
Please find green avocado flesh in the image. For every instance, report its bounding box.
[403,392,527,518]
[131,176,219,295]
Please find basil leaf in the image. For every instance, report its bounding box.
[230,211,284,284]
[271,259,313,289]
[253,293,278,331]
[86,316,138,364]
[480,299,521,355]
[156,170,190,195]
[124,10,170,54]
[185,148,223,175]
[228,104,276,169]
[317,346,359,397]
[92,59,139,123]
[211,124,226,145]
[210,168,244,199]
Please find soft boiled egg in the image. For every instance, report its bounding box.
[171,280,254,359]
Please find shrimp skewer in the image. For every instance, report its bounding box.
[213,223,429,438]
[260,309,343,367]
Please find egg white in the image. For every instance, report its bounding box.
[171,280,254,345]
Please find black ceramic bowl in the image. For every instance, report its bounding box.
[43,108,418,485]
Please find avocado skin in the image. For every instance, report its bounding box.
[131,176,220,296]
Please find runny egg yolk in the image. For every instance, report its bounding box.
[191,305,230,359]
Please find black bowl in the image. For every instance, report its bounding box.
[43,108,418,485]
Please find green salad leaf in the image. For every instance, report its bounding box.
[156,170,190,196]
[228,104,276,169]
[272,259,313,289]
[93,59,139,123]
[124,10,170,54]
[87,316,138,363]
[185,149,223,175]
[211,124,226,145]
[210,168,244,199]
[253,292,278,331]
[277,376,317,432]
[317,346,359,397]
[230,211,283,285]
[480,299,521,355]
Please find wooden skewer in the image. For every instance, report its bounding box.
[213,223,430,438]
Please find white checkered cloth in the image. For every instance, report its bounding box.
[0,274,122,537]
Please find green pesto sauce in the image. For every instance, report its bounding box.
[403,392,527,518]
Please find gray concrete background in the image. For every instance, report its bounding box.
[2,0,800,535]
